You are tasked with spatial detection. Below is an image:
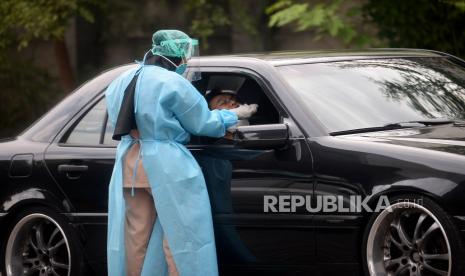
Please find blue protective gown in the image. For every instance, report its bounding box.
[105,63,238,276]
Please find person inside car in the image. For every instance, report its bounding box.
[206,88,258,139]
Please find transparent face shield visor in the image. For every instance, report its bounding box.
[184,39,201,82]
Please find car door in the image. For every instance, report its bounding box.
[189,67,315,274]
[44,96,116,214]
[310,146,366,274]
[44,95,116,272]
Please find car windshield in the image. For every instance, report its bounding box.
[277,57,465,134]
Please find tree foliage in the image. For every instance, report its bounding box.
[0,0,99,49]
[0,0,99,136]
[267,0,374,46]
[364,0,465,58]
[0,55,61,137]
[444,0,465,11]
[265,0,465,57]
[184,0,230,49]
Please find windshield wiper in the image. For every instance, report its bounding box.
[330,119,457,136]
[330,124,419,136]
[403,118,455,126]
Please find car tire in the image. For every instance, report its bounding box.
[1,207,84,276]
[362,194,465,276]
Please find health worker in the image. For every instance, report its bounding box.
[105,29,256,276]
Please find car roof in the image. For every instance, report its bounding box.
[102,49,448,71]
[194,48,447,67]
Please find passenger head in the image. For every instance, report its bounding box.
[205,88,241,110]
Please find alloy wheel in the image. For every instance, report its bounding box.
[5,213,71,276]
[366,201,451,276]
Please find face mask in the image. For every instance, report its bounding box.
[156,54,188,76]
[175,63,187,75]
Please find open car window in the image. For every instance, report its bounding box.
[193,72,280,125]
[191,72,281,145]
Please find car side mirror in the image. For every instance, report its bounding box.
[233,123,289,149]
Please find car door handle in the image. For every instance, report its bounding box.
[57,164,88,173]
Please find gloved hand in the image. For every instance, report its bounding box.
[229,104,258,120]
[227,125,237,133]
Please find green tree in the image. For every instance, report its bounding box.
[184,0,230,50]
[265,0,465,58]
[0,55,61,137]
[266,0,375,47]
[0,0,100,137]
[183,0,272,52]
[364,0,465,58]
[0,0,100,92]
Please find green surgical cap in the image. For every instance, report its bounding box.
[151,30,199,59]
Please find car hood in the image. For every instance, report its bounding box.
[338,124,465,156]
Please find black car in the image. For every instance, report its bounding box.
[1,49,465,276]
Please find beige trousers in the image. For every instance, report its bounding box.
[124,188,179,276]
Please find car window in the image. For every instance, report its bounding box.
[103,115,118,146]
[65,97,119,146]
[190,72,281,145]
[66,98,107,145]
[194,73,281,125]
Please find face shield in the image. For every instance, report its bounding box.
[183,39,201,82]
[185,61,201,82]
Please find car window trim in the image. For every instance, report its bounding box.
[100,112,109,145]
[57,143,116,149]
